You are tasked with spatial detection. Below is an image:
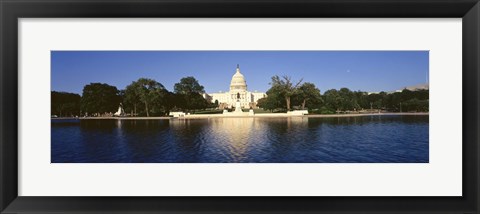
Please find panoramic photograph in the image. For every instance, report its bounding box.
[51,51,429,163]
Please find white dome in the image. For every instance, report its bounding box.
[230,65,247,91]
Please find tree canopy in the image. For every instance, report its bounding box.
[269,75,303,111]
[296,82,322,110]
[80,83,121,116]
[172,77,208,112]
[260,78,322,112]
[260,75,428,113]
[54,74,429,117]
[174,76,205,95]
[124,78,169,117]
[51,91,81,117]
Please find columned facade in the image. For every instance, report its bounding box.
[204,65,266,109]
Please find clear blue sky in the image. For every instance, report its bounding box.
[51,51,428,95]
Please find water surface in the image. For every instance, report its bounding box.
[51,115,429,163]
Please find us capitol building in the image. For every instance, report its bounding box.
[203,65,267,109]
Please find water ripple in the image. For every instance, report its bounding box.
[51,115,429,163]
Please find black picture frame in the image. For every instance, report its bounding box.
[1,0,479,213]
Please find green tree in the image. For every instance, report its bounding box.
[188,93,209,112]
[323,89,341,112]
[257,95,282,112]
[164,91,179,112]
[367,92,386,110]
[256,98,268,111]
[353,91,369,110]
[386,92,402,111]
[397,89,429,112]
[170,93,187,111]
[338,88,355,111]
[125,78,168,117]
[296,82,322,110]
[51,91,81,117]
[173,77,208,112]
[124,83,142,116]
[269,75,303,111]
[415,89,429,100]
[264,83,287,111]
[174,76,205,94]
[400,89,414,102]
[317,87,429,113]
[81,83,120,116]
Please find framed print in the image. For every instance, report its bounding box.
[1,0,479,213]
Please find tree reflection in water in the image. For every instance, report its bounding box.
[51,115,428,163]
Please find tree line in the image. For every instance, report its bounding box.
[51,75,429,117]
[256,75,429,114]
[52,77,212,117]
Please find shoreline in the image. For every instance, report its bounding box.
[52,112,428,120]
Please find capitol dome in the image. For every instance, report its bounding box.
[230,65,247,91]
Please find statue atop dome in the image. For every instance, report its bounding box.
[230,64,247,92]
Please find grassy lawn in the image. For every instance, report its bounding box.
[251,108,288,113]
[191,108,288,114]
[252,108,271,113]
[192,109,223,114]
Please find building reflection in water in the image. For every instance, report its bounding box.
[169,117,309,162]
[52,116,429,163]
[208,118,256,162]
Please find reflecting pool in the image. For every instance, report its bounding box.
[51,115,428,163]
